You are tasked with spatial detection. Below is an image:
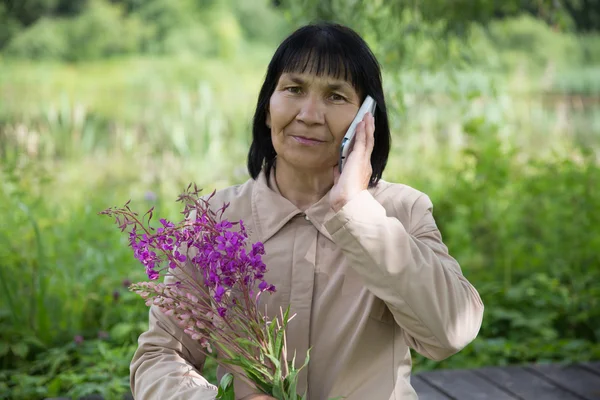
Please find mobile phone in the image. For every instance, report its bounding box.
[339,95,377,172]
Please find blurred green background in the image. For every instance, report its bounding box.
[1,0,599,399]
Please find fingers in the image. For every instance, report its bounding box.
[355,113,374,154]
[336,112,374,184]
[354,121,367,151]
[365,112,375,153]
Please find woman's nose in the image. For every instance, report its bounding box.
[296,95,325,125]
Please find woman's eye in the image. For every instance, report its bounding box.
[329,93,347,102]
[286,86,302,94]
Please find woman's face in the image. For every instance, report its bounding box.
[267,72,361,174]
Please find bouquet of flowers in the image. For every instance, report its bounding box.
[100,184,311,400]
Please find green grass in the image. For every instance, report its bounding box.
[1,54,600,399]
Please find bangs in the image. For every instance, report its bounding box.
[278,36,363,91]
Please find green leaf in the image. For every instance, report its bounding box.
[284,368,299,399]
[272,379,284,399]
[110,322,135,342]
[273,324,285,363]
[234,337,261,350]
[23,335,46,348]
[297,348,311,372]
[216,373,235,400]
[219,373,234,389]
[46,376,63,397]
[0,341,9,357]
[11,342,29,358]
[242,368,273,394]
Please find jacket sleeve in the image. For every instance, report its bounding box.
[129,280,218,399]
[324,189,484,361]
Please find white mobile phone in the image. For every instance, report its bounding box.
[339,95,377,172]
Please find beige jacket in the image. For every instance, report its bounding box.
[130,169,484,400]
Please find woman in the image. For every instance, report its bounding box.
[130,22,484,400]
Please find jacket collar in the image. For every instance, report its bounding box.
[251,167,336,243]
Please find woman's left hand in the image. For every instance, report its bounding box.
[329,112,375,212]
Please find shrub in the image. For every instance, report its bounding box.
[4,0,148,61]
[3,17,69,60]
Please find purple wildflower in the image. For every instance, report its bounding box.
[144,191,157,202]
[214,285,225,302]
[101,183,279,361]
[174,250,186,263]
[160,218,175,229]
[215,221,233,230]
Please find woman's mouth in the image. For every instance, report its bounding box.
[292,136,325,146]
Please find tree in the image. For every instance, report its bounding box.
[275,0,598,34]
[564,0,600,32]
[273,0,595,68]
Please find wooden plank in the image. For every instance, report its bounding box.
[581,362,600,377]
[527,363,600,400]
[473,365,583,400]
[412,375,452,400]
[418,369,518,399]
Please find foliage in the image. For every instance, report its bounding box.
[0,3,22,48]
[4,0,150,61]
[9,1,147,61]
[0,338,136,400]
[276,0,597,34]
[276,0,597,70]
[482,15,583,70]
[0,0,289,61]
[563,0,600,32]
[413,269,600,372]
[2,17,70,60]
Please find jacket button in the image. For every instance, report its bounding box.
[304,214,310,221]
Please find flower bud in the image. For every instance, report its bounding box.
[186,293,199,303]
[184,328,195,337]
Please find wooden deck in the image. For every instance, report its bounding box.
[413,362,600,400]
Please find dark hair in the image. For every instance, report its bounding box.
[247,22,391,188]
